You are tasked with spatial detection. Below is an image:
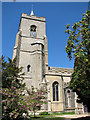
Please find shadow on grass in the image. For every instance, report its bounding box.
[30,116,64,120]
[72,116,90,120]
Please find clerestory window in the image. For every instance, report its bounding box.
[52,81,59,101]
[30,25,37,38]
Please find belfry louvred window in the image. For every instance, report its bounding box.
[30,25,37,38]
[52,81,59,101]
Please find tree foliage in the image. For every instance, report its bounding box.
[1,56,47,119]
[25,85,47,117]
[1,56,25,88]
[2,85,29,120]
[1,56,28,119]
[65,10,90,111]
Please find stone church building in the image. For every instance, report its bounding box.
[13,11,84,113]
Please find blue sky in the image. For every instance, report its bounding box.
[2,2,88,68]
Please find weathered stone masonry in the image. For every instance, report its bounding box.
[13,12,84,113]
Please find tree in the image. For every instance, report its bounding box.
[1,56,47,119]
[1,56,29,119]
[0,56,6,88]
[25,85,47,117]
[1,56,25,88]
[2,85,29,120]
[65,10,90,112]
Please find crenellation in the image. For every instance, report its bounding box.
[21,13,46,22]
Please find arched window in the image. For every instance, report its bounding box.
[27,65,30,72]
[67,89,71,107]
[52,81,59,101]
[30,25,37,38]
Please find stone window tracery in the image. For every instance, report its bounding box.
[52,81,59,101]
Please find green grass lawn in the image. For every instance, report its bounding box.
[30,111,75,120]
[52,111,75,115]
[30,116,64,120]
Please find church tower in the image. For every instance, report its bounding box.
[13,10,84,113]
[13,11,48,89]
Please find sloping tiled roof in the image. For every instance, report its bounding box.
[48,67,73,74]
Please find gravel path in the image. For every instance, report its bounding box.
[55,114,90,120]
